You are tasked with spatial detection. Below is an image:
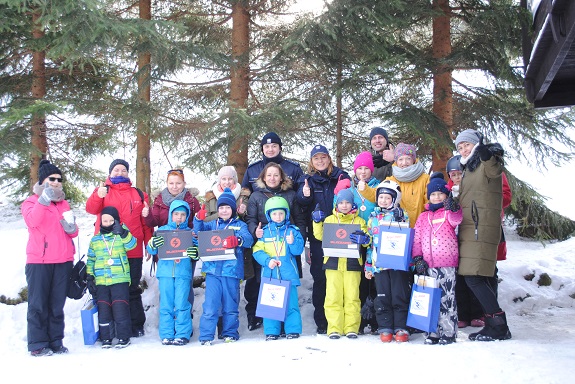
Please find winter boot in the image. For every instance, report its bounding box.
[469,312,512,341]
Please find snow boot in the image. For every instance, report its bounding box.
[469,312,512,341]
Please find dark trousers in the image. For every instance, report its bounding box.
[358,247,378,329]
[457,267,499,321]
[128,257,146,332]
[309,238,327,329]
[244,261,261,320]
[25,262,72,351]
[373,269,411,333]
[463,275,502,315]
[96,282,131,340]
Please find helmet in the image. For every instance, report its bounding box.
[265,196,290,222]
[375,180,402,209]
[446,155,462,173]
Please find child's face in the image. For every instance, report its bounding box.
[355,166,372,181]
[337,200,353,214]
[218,205,232,220]
[449,170,462,186]
[101,214,115,226]
[377,193,393,209]
[457,141,474,158]
[167,175,185,195]
[396,155,414,169]
[270,209,286,223]
[172,210,187,225]
[429,191,447,204]
[311,153,330,171]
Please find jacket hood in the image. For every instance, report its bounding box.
[167,200,190,229]
[255,177,292,192]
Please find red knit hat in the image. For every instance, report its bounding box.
[353,151,374,173]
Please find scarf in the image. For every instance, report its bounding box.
[428,202,444,212]
[110,176,131,184]
[33,182,66,202]
[213,183,242,200]
[161,188,187,207]
[264,153,284,165]
[392,161,425,182]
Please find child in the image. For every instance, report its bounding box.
[312,189,369,339]
[147,200,198,346]
[86,206,136,349]
[194,188,254,345]
[252,196,305,340]
[412,172,463,345]
[365,180,411,342]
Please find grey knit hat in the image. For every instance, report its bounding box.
[455,129,481,148]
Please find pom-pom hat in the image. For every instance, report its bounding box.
[427,172,450,199]
[217,187,237,216]
[38,159,62,184]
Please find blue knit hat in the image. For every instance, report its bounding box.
[109,159,129,174]
[427,172,450,199]
[369,126,389,142]
[217,187,237,216]
[335,189,356,211]
[260,132,283,150]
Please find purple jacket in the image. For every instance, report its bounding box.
[412,205,462,268]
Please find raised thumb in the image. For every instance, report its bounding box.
[257,222,262,228]
[314,203,320,211]
[201,203,206,210]
[304,179,309,186]
[100,181,106,187]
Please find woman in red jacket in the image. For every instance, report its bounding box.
[85,159,152,338]
[22,160,78,356]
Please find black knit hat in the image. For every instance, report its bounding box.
[38,159,62,184]
[108,159,129,174]
[101,206,121,223]
[260,132,283,150]
[369,127,389,142]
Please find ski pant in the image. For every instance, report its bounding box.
[373,269,411,334]
[97,282,131,340]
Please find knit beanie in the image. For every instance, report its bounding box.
[336,189,355,206]
[217,187,237,216]
[218,166,238,184]
[310,144,329,158]
[427,172,450,199]
[38,159,62,184]
[260,132,283,150]
[369,126,389,142]
[394,143,417,163]
[454,129,481,148]
[109,159,129,174]
[101,206,121,223]
[353,151,374,173]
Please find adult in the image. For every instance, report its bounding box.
[455,129,512,341]
[296,144,351,334]
[369,126,395,182]
[244,162,307,330]
[204,166,249,222]
[241,132,304,331]
[85,158,152,338]
[22,160,78,356]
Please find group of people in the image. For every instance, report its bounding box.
[22,127,512,355]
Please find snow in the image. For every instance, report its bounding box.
[1,201,574,383]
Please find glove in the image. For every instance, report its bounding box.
[86,275,97,296]
[412,256,429,276]
[186,246,199,261]
[38,183,57,206]
[391,207,404,222]
[372,153,385,168]
[311,203,325,223]
[223,236,239,249]
[349,230,370,245]
[112,221,129,238]
[451,185,459,198]
[475,132,492,161]
[149,236,165,249]
[196,203,207,220]
[360,296,376,320]
[444,195,460,212]
[334,178,351,195]
[59,219,76,234]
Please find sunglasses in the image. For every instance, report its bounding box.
[48,177,63,182]
[167,169,184,175]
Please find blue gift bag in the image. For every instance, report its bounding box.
[81,298,99,345]
[256,274,291,322]
[374,221,414,271]
[406,276,441,333]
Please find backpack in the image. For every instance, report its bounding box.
[67,255,88,300]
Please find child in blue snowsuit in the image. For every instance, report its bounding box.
[194,188,253,344]
[253,196,305,340]
[147,200,198,346]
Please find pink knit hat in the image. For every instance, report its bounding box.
[394,143,417,162]
[354,151,374,173]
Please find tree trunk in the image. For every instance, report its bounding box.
[136,0,152,194]
[335,62,343,168]
[431,0,453,175]
[228,0,250,184]
[30,9,48,190]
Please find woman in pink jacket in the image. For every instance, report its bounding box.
[411,172,463,345]
[22,160,79,356]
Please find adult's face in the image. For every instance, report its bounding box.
[167,174,185,196]
[396,155,414,169]
[371,134,388,152]
[219,176,236,190]
[311,153,330,172]
[43,173,63,188]
[110,164,128,178]
[457,141,474,159]
[264,166,282,189]
[262,143,281,159]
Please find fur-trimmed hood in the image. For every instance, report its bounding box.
[255,177,293,192]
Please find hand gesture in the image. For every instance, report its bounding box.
[286,230,294,244]
[451,185,459,198]
[149,236,165,249]
[357,180,366,191]
[311,203,325,223]
[255,222,264,239]
[97,181,108,198]
[38,182,56,206]
[196,203,207,221]
[237,202,247,215]
[223,235,239,249]
[334,177,351,195]
[268,259,281,269]
[112,221,129,238]
[443,195,460,212]
[302,179,311,197]
[186,246,199,261]
[141,201,149,217]
[382,148,395,163]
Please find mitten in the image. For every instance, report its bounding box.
[149,236,165,249]
[112,221,129,238]
[186,246,199,261]
[391,207,404,222]
[412,256,429,276]
[443,195,460,212]
[334,178,351,195]
[360,296,376,320]
[196,204,207,220]
[59,219,76,234]
[38,183,56,206]
[451,185,459,198]
[475,132,492,161]
[311,203,325,223]
[349,230,370,245]
[372,153,385,168]
[86,275,97,296]
[223,235,239,249]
